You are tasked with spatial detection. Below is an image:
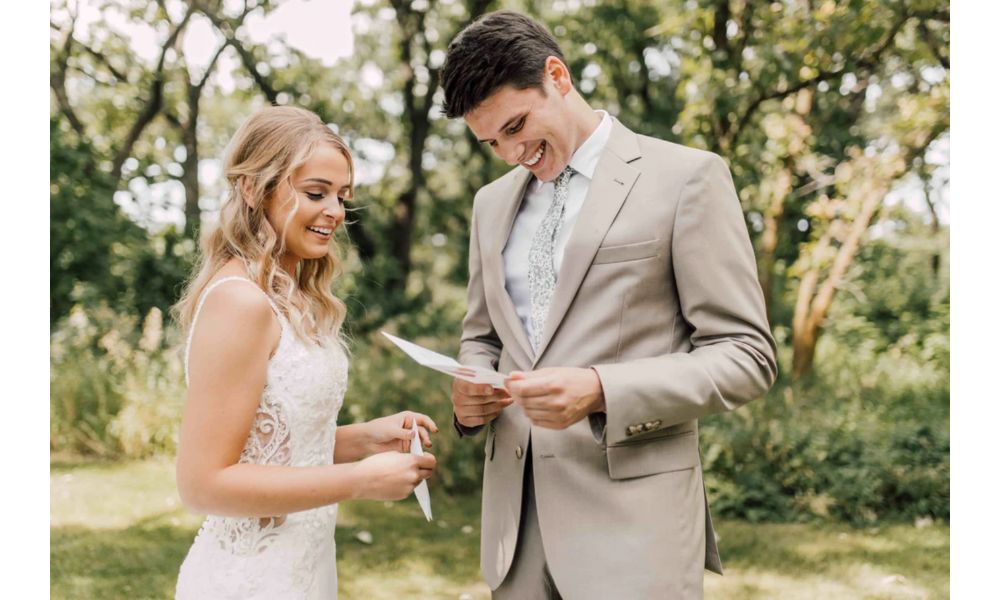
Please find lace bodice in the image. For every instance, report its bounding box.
[176,276,349,599]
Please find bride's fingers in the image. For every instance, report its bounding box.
[411,412,439,433]
[390,427,416,443]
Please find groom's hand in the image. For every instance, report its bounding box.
[505,367,606,430]
[452,379,513,427]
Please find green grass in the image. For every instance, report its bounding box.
[52,458,949,599]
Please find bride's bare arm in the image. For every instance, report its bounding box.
[332,424,371,463]
[333,413,438,464]
[176,284,435,517]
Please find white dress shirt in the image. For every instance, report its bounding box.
[502,110,613,345]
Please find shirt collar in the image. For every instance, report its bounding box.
[568,110,612,180]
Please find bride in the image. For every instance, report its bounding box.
[172,105,437,599]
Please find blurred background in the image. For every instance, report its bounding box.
[50,0,949,597]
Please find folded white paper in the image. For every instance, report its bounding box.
[410,420,432,521]
[380,331,508,388]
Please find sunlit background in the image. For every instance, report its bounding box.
[50,1,950,598]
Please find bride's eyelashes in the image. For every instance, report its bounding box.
[304,191,347,205]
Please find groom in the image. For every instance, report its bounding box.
[441,10,776,599]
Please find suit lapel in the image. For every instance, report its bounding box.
[482,168,535,366]
[532,119,641,365]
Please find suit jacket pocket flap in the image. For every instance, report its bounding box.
[606,431,698,480]
[592,238,661,264]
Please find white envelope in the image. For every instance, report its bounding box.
[380,331,508,388]
[410,420,432,521]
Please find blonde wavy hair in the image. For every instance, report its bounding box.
[173,105,353,347]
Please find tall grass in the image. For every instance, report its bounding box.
[51,305,185,458]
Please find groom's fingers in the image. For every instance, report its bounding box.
[521,403,560,415]
[516,392,562,411]
[463,393,511,406]
[454,378,512,427]
[455,380,486,395]
[456,394,511,409]
[456,408,502,426]
[461,402,507,417]
[506,377,556,399]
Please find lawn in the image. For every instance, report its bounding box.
[51,458,949,599]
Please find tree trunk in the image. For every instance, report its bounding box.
[921,168,942,278]
[791,167,889,380]
[382,0,491,298]
[110,8,193,185]
[181,101,200,240]
[759,164,793,320]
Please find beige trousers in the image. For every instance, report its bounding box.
[493,446,563,600]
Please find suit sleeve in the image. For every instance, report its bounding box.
[454,194,504,438]
[591,154,777,446]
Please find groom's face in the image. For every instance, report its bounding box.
[464,62,579,183]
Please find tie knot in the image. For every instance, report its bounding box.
[556,165,575,187]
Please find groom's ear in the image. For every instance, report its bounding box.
[545,56,573,96]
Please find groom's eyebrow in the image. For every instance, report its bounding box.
[477,113,525,143]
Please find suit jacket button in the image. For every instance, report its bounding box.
[515,446,523,459]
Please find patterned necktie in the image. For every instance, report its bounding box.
[528,166,575,351]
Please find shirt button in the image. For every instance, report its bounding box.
[515,446,524,459]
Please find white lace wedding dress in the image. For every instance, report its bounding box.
[175,276,349,599]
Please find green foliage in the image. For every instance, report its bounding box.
[49,0,950,526]
[50,118,195,324]
[702,236,949,524]
[51,305,184,458]
[50,117,141,322]
[702,378,949,525]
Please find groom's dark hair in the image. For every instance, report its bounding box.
[440,10,566,118]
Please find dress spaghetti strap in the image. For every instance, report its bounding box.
[184,276,281,384]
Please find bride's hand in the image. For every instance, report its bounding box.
[363,411,439,456]
[354,451,437,501]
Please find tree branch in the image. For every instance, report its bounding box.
[728,10,911,150]
[161,108,183,130]
[111,6,195,183]
[79,42,129,83]
[712,0,731,59]
[203,8,279,103]
[194,38,232,90]
[918,20,949,69]
[50,16,86,137]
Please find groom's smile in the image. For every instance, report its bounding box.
[465,82,581,183]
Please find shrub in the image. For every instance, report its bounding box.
[51,305,184,458]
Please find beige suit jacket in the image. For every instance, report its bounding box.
[458,118,777,598]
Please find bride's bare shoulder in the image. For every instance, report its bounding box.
[196,264,275,335]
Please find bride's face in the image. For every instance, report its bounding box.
[265,143,350,271]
